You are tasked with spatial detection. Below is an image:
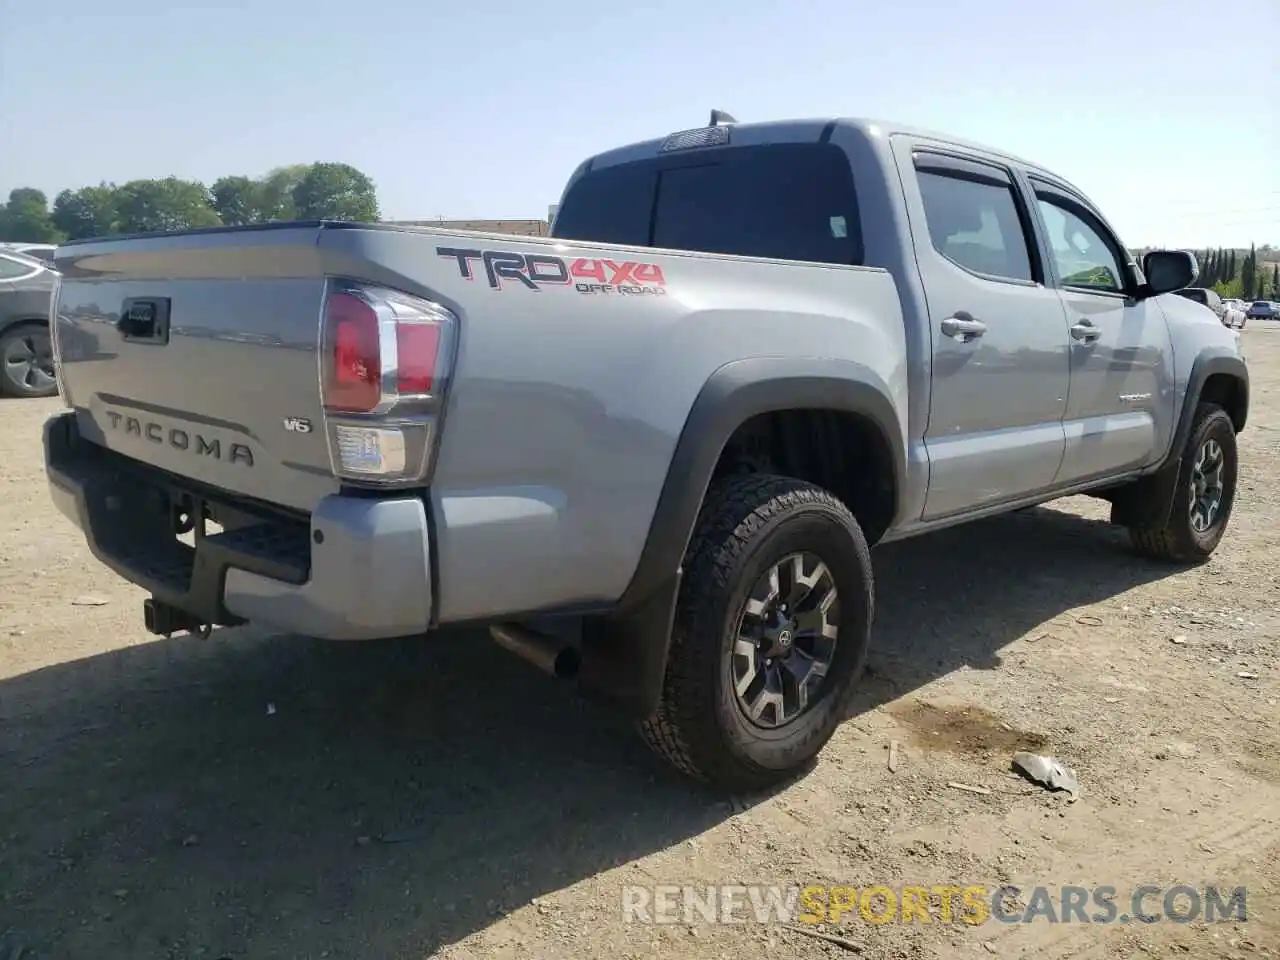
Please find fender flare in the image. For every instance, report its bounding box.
[1112,350,1249,528]
[579,356,906,719]
[1170,352,1249,454]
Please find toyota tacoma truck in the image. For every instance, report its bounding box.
[44,114,1249,792]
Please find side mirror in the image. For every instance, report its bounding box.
[1142,250,1198,297]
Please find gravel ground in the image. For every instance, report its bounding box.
[1,327,1277,960]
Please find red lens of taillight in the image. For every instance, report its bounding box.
[395,323,441,395]
[324,290,381,413]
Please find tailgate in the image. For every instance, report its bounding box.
[52,225,336,512]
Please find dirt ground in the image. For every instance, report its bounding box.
[1,331,1277,960]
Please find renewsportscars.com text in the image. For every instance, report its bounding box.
[621,884,1249,926]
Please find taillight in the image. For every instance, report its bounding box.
[319,280,457,486]
[324,291,381,413]
[395,323,441,395]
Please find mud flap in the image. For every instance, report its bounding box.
[1108,454,1182,529]
[577,572,681,720]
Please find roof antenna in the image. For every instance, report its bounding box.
[709,109,738,127]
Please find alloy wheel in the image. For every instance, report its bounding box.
[730,552,840,728]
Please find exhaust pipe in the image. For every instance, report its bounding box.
[490,623,582,680]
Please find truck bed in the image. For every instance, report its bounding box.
[50,220,907,626]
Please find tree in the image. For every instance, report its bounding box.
[17,161,382,241]
[0,188,64,242]
[1273,263,1279,299]
[210,175,264,226]
[1241,244,1257,299]
[52,185,120,240]
[258,164,312,221]
[292,163,379,221]
[113,178,222,234]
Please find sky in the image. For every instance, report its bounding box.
[1,0,1277,249]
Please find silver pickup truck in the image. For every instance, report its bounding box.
[44,114,1248,791]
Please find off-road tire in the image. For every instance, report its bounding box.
[640,474,874,792]
[1128,402,1237,562]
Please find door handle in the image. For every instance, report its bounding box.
[941,315,987,342]
[1070,320,1101,343]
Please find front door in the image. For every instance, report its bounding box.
[1028,180,1174,486]
[896,144,1072,520]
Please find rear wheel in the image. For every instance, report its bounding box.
[1128,403,1237,562]
[0,323,57,399]
[640,474,873,792]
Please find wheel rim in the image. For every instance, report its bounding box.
[3,330,55,393]
[1189,437,1226,533]
[731,552,840,729]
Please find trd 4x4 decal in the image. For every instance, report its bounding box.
[436,247,667,296]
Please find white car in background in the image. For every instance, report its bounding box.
[0,242,57,267]
[1222,299,1247,328]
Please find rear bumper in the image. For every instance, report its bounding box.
[44,412,433,641]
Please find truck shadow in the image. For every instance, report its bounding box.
[0,502,1177,958]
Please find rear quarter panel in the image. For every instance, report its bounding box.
[318,227,907,622]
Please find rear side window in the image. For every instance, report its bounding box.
[552,142,863,266]
[915,170,1034,283]
[548,162,656,248]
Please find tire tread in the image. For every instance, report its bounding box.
[1127,402,1235,563]
[640,473,872,791]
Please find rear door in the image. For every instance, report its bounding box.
[893,142,1072,519]
[1026,178,1174,485]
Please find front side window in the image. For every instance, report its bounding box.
[916,170,1034,282]
[1036,196,1126,293]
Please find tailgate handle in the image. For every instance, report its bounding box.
[118,297,171,345]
